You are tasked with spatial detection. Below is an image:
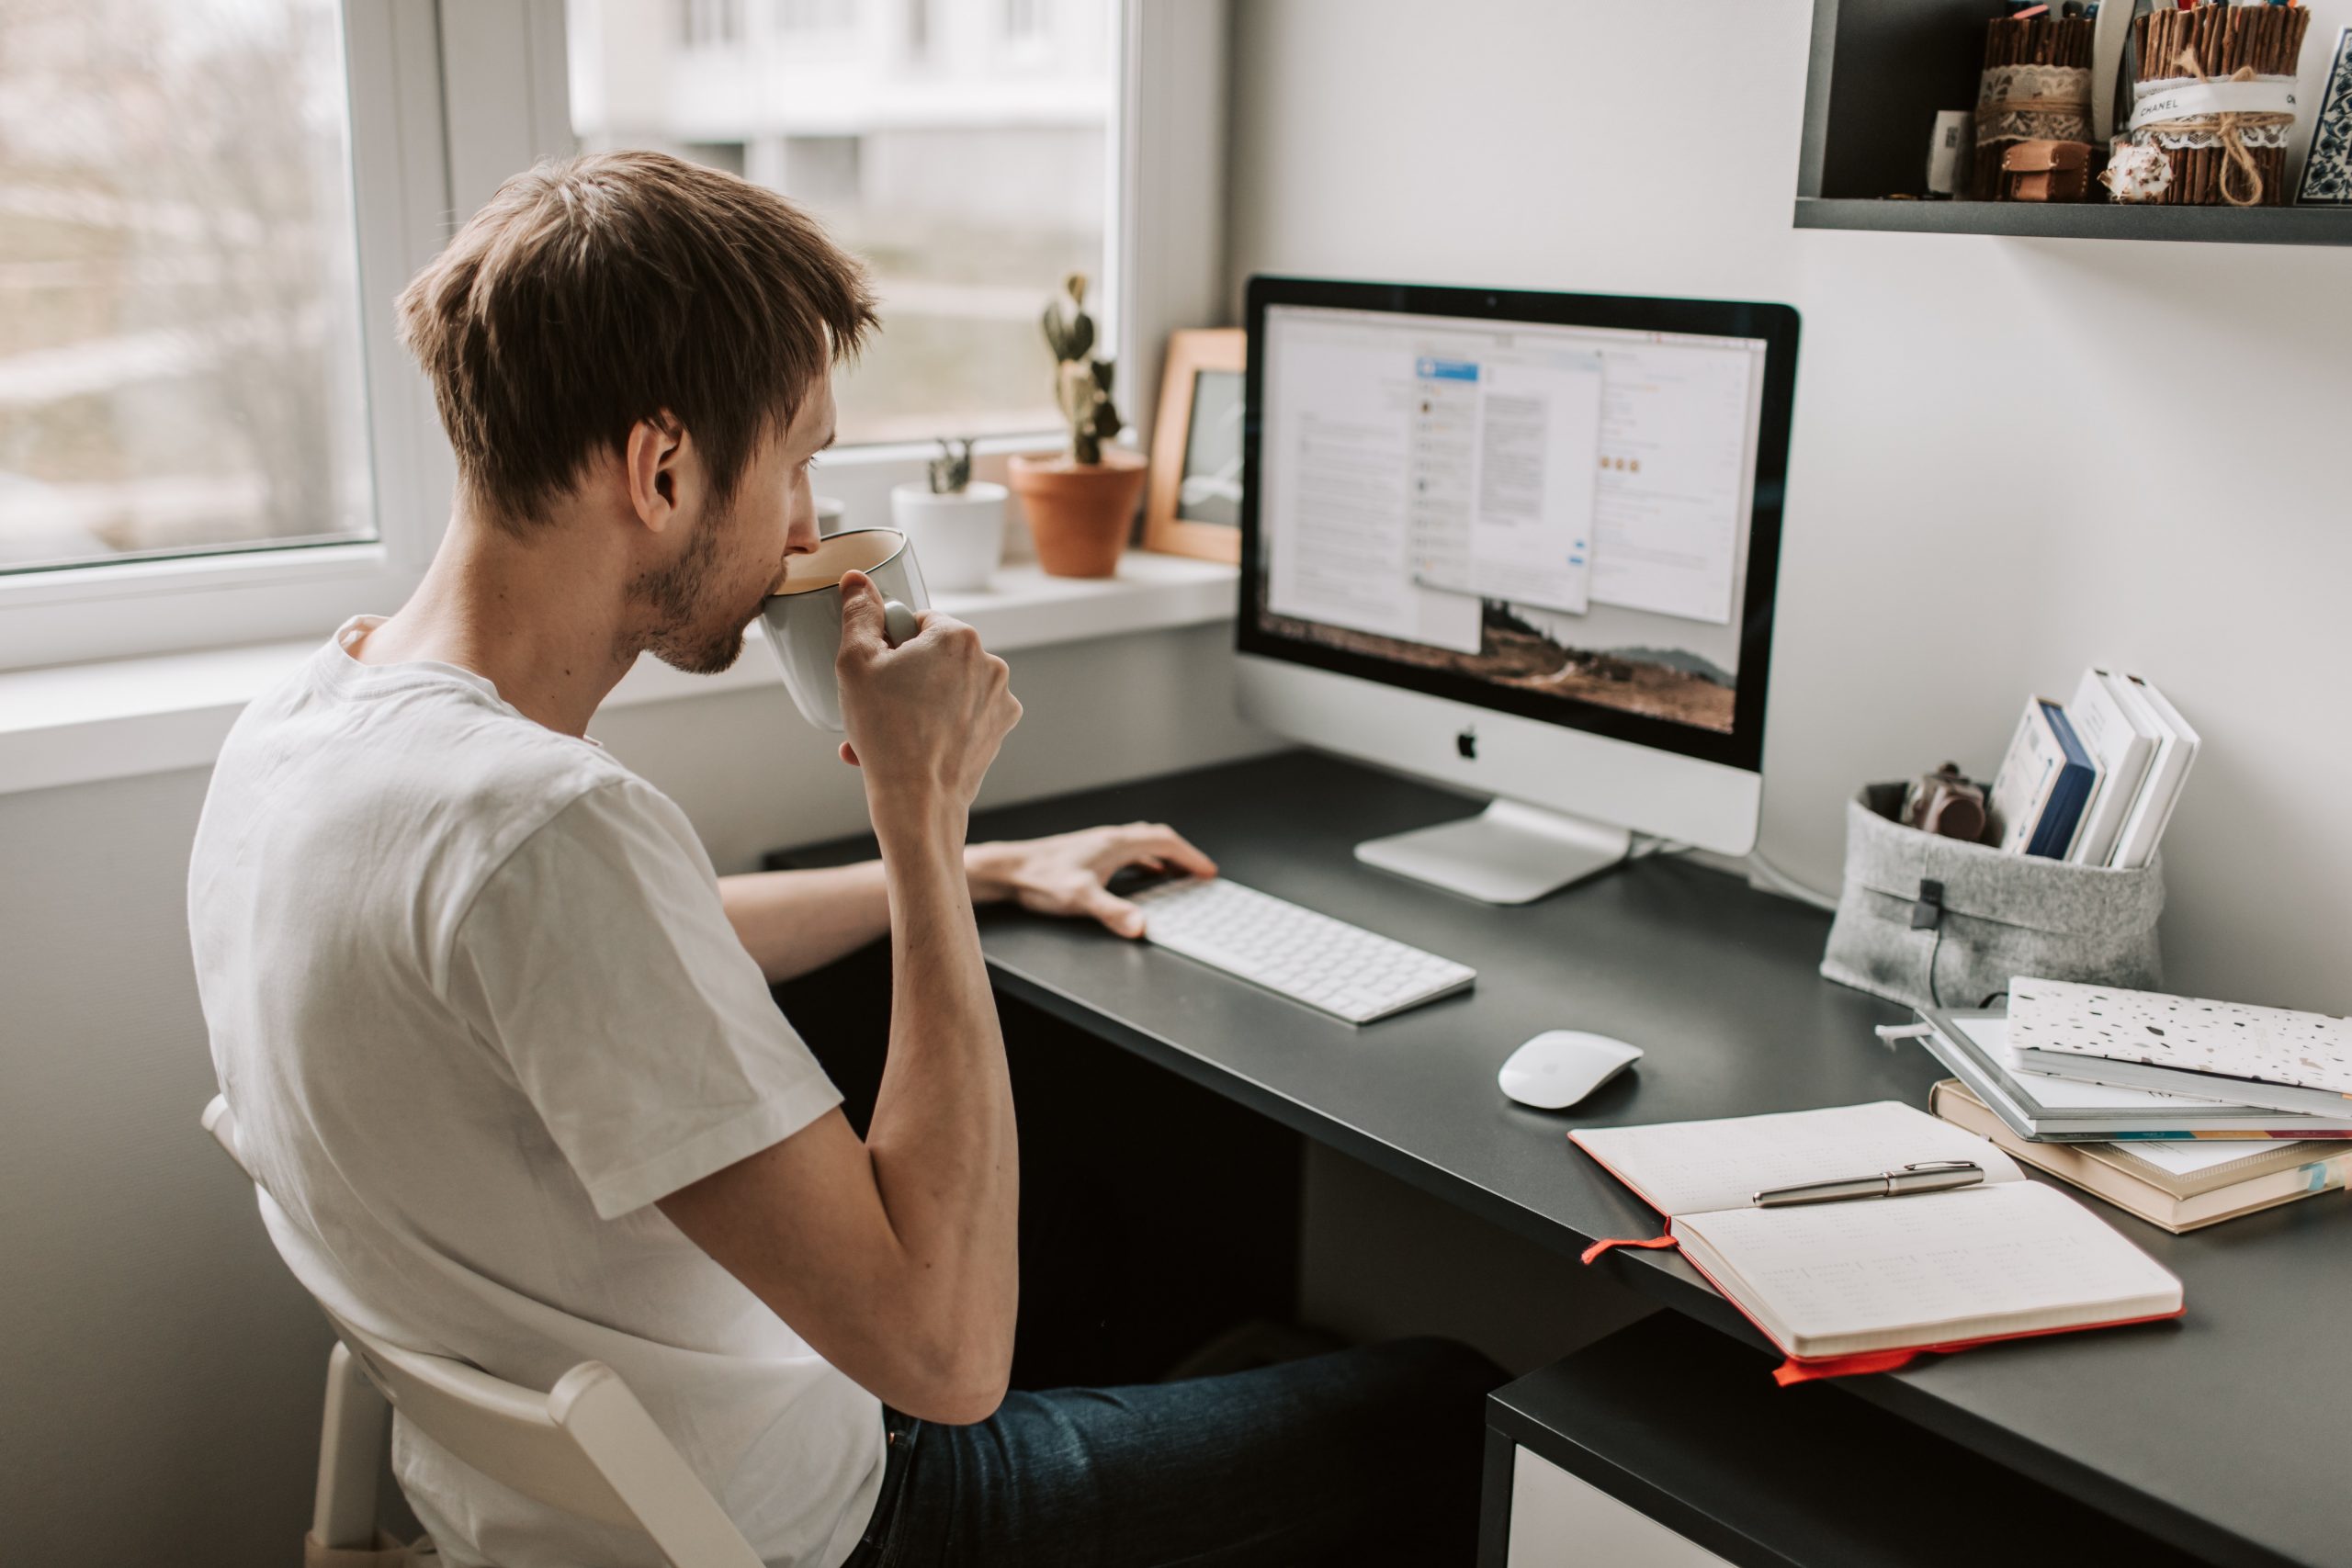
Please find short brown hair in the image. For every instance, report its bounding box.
[397,151,876,526]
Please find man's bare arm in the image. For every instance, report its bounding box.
[721,827,1218,984]
[664,818,1013,1420]
[718,862,890,982]
[662,576,1022,1424]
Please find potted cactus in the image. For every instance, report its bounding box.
[890,437,1006,592]
[1008,273,1148,578]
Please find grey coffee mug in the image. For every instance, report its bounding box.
[759,527,929,731]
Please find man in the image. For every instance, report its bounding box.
[190,151,1496,1567]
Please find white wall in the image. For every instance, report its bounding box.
[0,623,1274,1567]
[0,765,331,1568]
[1228,0,2352,1012]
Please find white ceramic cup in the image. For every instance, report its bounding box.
[758,528,929,732]
[889,479,1007,592]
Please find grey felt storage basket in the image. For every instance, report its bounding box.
[1820,783,2164,1010]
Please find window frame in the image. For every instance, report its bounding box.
[0,0,1228,674]
[0,0,457,671]
[762,0,1230,533]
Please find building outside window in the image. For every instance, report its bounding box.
[775,0,858,35]
[570,0,1114,447]
[679,0,748,50]
[1003,0,1049,46]
[0,0,373,575]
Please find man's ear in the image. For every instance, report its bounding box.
[624,413,693,534]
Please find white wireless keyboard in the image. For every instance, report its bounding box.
[1128,876,1476,1024]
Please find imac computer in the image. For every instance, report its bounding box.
[1238,276,1800,904]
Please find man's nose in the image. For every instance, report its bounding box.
[785,497,822,554]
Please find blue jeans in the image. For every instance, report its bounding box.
[838,1337,1502,1568]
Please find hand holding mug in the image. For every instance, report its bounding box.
[834,570,1022,815]
[759,527,930,731]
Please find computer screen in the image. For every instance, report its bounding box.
[1239,279,1797,773]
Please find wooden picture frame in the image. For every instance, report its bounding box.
[1142,328,1246,563]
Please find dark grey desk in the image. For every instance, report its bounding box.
[800,751,2349,1568]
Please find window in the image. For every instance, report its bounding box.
[775,0,858,34]
[1003,0,1048,45]
[568,0,1114,446]
[679,0,747,50]
[0,0,1222,673]
[0,0,373,578]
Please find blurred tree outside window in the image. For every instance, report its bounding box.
[571,0,1112,447]
[0,0,373,575]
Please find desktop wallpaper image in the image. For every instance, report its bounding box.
[1260,601,1736,733]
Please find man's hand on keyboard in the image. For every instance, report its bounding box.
[966,823,1217,939]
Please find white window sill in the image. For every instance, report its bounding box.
[0,553,1238,797]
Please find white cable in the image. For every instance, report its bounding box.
[1745,850,1839,912]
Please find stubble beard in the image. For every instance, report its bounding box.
[628,503,769,676]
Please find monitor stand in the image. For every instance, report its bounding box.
[1353,799,1632,905]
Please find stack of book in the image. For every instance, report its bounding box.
[1915,978,2352,1233]
[1985,668,2198,865]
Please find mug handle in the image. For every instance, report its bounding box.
[882,600,920,649]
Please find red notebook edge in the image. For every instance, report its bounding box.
[1565,1129,2188,1384]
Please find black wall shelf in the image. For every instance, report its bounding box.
[1796,196,2352,243]
[1799,0,2352,245]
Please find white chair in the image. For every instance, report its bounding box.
[201,1095,767,1568]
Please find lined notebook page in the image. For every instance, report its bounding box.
[1572,1101,2022,1218]
[1675,1183,2182,1357]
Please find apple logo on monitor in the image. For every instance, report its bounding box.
[1457,727,1477,761]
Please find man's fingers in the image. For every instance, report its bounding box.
[1117,823,1217,880]
[837,570,886,657]
[1081,885,1146,940]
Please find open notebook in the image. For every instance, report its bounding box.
[1573,1102,2184,1382]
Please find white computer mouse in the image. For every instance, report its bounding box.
[1498,1031,1643,1111]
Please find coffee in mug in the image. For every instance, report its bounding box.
[758,527,929,731]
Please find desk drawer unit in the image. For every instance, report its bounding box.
[1507,1444,1729,1568]
[1481,1313,2220,1568]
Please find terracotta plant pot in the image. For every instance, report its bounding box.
[1008,448,1148,579]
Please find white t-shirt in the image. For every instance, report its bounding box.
[188,618,884,1568]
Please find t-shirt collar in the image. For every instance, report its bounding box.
[323,615,504,704]
[320,617,607,749]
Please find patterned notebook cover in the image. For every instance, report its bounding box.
[2010,977,2352,1098]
